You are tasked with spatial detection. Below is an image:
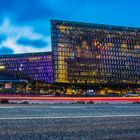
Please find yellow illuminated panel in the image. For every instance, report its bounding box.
[0,65,5,70]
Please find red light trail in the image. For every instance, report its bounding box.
[0,95,140,102]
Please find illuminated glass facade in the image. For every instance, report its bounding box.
[0,19,140,90]
[0,52,53,83]
[51,20,140,85]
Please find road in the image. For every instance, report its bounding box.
[0,104,140,140]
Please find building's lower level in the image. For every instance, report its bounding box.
[0,51,139,96]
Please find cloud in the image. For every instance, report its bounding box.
[0,34,7,43]
[0,46,13,55]
[0,0,53,23]
[17,38,48,48]
[0,18,51,54]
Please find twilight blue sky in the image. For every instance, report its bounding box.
[0,0,140,55]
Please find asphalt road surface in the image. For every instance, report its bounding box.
[0,104,140,140]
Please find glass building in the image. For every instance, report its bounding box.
[0,19,140,94]
[0,52,54,83]
[51,20,140,88]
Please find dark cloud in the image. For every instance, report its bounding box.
[17,37,47,48]
[0,0,18,21]
[0,34,7,43]
[0,0,86,23]
[0,0,16,11]
[0,47,14,55]
[0,0,140,25]
[16,0,53,22]
[1,0,140,27]
[0,0,53,24]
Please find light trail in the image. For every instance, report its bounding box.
[0,95,140,102]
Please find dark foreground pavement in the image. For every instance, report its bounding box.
[0,104,140,140]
